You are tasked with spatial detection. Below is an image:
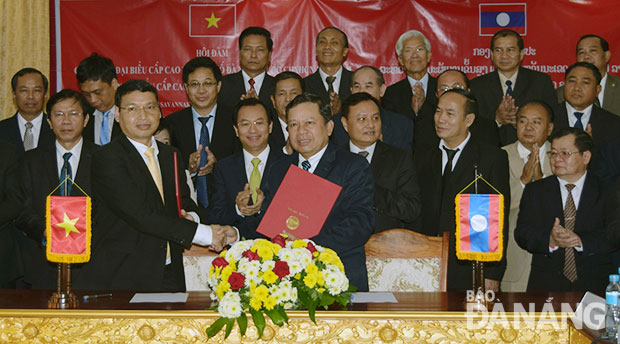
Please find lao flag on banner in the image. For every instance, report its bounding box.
[46,196,91,263]
[455,194,503,262]
[189,4,236,37]
[479,3,526,36]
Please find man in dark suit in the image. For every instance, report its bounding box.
[15,89,95,289]
[0,140,21,288]
[557,35,620,117]
[76,53,123,145]
[90,80,237,291]
[331,66,414,153]
[304,27,352,115]
[470,29,556,146]
[218,27,275,113]
[0,68,54,153]
[165,57,240,208]
[269,71,305,153]
[515,128,613,291]
[259,93,375,291]
[210,98,284,228]
[340,92,420,232]
[553,62,620,148]
[382,30,438,122]
[414,89,510,291]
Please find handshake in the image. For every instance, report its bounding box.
[210,224,238,252]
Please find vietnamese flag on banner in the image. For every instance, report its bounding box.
[455,194,503,262]
[46,196,92,263]
[189,4,236,37]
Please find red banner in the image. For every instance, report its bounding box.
[55,0,620,115]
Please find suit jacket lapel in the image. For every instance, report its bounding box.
[548,177,565,227]
[72,141,95,196]
[556,103,570,129]
[313,144,335,179]
[574,174,596,233]
[121,137,164,206]
[180,108,197,151]
[513,67,528,100]
[369,141,386,176]
[489,71,504,105]
[44,145,61,195]
[506,143,525,182]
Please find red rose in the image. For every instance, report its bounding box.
[305,242,317,254]
[273,261,290,278]
[212,257,229,268]
[242,249,260,261]
[228,272,245,290]
[272,235,287,247]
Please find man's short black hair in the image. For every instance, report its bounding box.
[115,79,159,107]
[437,69,470,90]
[551,127,593,154]
[565,61,602,84]
[76,53,117,84]
[273,71,305,94]
[11,68,49,93]
[232,97,271,125]
[516,100,554,123]
[45,89,89,119]
[352,66,385,86]
[440,88,478,117]
[182,57,222,84]
[577,34,609,52]
[341,92,380,119]
[286,93,331,123]
[239,26,273,51]
[491,29,524,51]
[316,27,348,49]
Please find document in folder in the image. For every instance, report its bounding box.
[257,164,342,239]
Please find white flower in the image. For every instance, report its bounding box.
[225,240,254,261]
[218,291,243,319]
[261,260,275,272]
[323,266,349,295]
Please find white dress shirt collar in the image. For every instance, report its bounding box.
[242,70,266,95]
[298,144,328,174]
[17,111,44,149]
[127,136,160,167]
[349,141,376,164]
[498,69,519,96]
[407,72,429,97]
[55,138,83,182]
[557,171,587,210]
[242,145,270,180]
[319,66,343,94]
[565,102,593,128]
[517,140,549,164]
[191,105,217,148]
[278,116,289,141]
[439,132,471,174]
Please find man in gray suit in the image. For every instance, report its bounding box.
[557,34,620,116]
[501,101,554,291]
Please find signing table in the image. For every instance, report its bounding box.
[0,290,598,343]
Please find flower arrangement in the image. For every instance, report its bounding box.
[205,235,355,339]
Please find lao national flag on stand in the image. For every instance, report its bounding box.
[46,196,91,263]
[479,3,526,36]
[189,4,236,37]
[455,194,503,262]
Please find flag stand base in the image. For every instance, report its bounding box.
[465,261,492,312]
[48,263,78,309]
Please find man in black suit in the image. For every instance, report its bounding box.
[90,80,237,291]
[414,89,509,291]
[0,140,21,288]
[270,71,305,153]
[382,30,437,122]
[553,62,620,148]
[0,68,54,153]
[340,92,420,232]
[76,53,123,145]
[331,66,414,153]
[470,29,556,146]
[15,89,95,289]
[218,27,275,113]
[210,98,284,228]
[304,27,352,115]
[165,57,240,208]
[515,128,613,291]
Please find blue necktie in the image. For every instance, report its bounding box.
[573,112,584,129]
[505,80,514,97]
[100,110,111,145]
[196,116,212,207]
[60,152,73,196]
[301,160,311,171]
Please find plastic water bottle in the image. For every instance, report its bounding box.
[605,274,620,338]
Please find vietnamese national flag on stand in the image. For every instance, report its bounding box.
[479,3,526,36]
[46,196,91,263]
[189,4,236,37]
[455,194,503,262]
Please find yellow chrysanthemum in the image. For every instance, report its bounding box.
[256,246,274,261]
[294,273,301,280]
[291,240,307,249]
[317,273,325,286]
[303,273,317,288]
[250,297,262,310]
[228,259,236,271]
[264,296,276,310]
[305,263,319,275]
[263,270,278,285]
[221,266,234,282]
[215,281,230,299]
[254,285,269,301]
[317,287,325,293]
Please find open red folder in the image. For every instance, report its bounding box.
[257,164,342,239]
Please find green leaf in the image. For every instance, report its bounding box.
[307,304,317,324]
[237,313,248,336]
[277,306,289,324]
[250,309,266,339]
[224,318,235,338]
[319,294,335,307]
[265,308,284,326]
[206,317,227,338]
[298,291,318,324]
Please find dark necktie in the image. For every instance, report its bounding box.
[441,147,459,194]
[563,184,578,283]
[573,112,584,130]
[505,80,514,97]
[249,78,255,92]
[60,152,73,196]
[326,76,336,94]
[196,116,212,207]
[301,160,311,171]
[358,151,369,158]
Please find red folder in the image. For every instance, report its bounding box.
[257,164,342,239]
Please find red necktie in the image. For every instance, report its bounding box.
[249,78,255,92]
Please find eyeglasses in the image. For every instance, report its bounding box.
[187,81,218,90]
[237,120,268,130]
[120,104,159,114]
[51,111,83,119]
[547,151,581,159]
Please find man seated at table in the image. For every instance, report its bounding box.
[340,92,420,232]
